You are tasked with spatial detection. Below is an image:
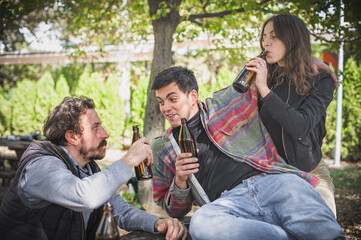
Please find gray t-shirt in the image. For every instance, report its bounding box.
[18,146,158,233]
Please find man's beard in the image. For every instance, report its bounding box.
[79,139,107,161]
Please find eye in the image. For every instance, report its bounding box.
[157,100,164,106]
[170,98,177,102]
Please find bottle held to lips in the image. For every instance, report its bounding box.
[232,51,267,93]
[179,118,198,159]
[131,125,153,181]
[95,202,120,240]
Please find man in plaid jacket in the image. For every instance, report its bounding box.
[150,66,344,240]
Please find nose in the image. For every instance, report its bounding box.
[101,126,109,139]
[162,101,172,112]
[263,37,270,48]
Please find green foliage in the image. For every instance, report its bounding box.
[330,165,361,191]
[128,72,149,132]
[55,64,87,94]
[0,88,12,136]
[75,72,126,148]
[121,191,141,208]
[9,80,37,134]
[98,73,126,148]
[0,67,127,148]
[322,57,361,161]
[54,74,71,106]
[339,58,361,161]
[34,72,57,131]
[198,64,235,101]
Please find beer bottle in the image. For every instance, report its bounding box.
[179,118,198,158]
[95,202,120,240]
[131,125,153,181]
[232,51,267,93]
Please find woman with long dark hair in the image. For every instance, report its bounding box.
[248,14,336,216]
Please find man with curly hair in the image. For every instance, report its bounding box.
[0,96,186,240]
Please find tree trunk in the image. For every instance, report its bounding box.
[138,0,181,209]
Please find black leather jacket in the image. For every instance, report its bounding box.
[259,73,334,172]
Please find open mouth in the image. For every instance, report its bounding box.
[167,113,177,120]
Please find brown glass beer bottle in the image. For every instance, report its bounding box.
[179,118,198,158]
[131,125,153,181]
[95,202,120,240]
[232,51,267,93]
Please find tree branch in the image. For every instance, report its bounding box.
[186,0,271,24]
[310,32,361,43]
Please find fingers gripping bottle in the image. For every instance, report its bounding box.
[179,118,198,159]
[131,125,153,181]
[232,51,267,93]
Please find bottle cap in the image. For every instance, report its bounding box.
[132,125,139,130]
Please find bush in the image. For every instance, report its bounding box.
[198,64,235,101]
[54,74,71,106]
[0,88,12,136]
[75,72,126,148]
[34,72,57,132]
[10,80,37,134]
[322,57,361,161]
[128,72,149,133]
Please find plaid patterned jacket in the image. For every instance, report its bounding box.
[151,85,319,217]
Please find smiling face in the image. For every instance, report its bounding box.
[155,82,199,128]
[78,109,109,161]
[262,21,287,66]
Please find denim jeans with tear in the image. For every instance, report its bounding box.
[189,173,345,240]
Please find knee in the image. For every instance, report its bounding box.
[189,208,222,240]
[189,210,210,239]
[278,174,316,194]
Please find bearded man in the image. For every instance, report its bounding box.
[0,96,186,240]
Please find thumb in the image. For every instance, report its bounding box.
[155,219,167,233]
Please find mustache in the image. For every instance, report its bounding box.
[98,139,107,148]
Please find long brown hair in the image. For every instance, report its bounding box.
[260,14,315,96]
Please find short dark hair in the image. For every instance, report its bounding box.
[43,96,95,145]
[151,66,198,94]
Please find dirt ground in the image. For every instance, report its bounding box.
[329,161,361,240]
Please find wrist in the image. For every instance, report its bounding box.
[175,177,188,189]
[258,86,271,98]
[120,154,135,168]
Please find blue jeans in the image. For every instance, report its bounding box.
[189,173,345,240]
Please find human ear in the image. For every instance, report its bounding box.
[65,130,80,146]
[190,89,198,104]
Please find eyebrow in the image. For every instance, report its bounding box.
[264,29,275,36]
[92,122,101,127]
[156,92,177,100]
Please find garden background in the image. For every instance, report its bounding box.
[1,0,360,238]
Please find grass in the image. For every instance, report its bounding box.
[331,165,361,190]
[330,162,361,240]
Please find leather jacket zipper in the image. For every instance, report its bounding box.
[281,80,291,162]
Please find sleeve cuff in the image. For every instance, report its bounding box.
[260,89,274,102]
[169,179,191,199]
